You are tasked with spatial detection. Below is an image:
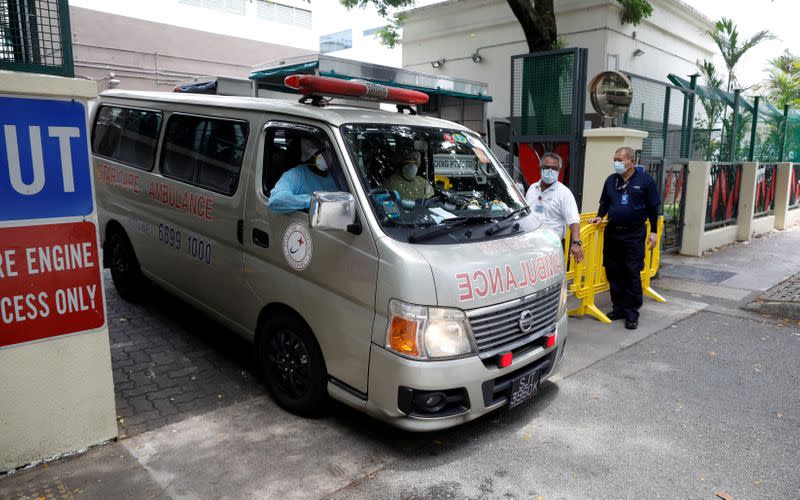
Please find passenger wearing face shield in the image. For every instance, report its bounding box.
[383,149,435,201]
[525,152,582,263]
[268,138,338,214]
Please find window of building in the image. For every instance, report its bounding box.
[320,29,352,54]
[362,26,384,37]
[256,0,311,29]
[161,114,249,196]
[92,105,163,171]
[179,0,246,16]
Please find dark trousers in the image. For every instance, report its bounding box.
[603,224,646,321]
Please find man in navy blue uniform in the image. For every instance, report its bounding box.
[588,147,660,330]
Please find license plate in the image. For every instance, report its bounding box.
[508,369,540,409]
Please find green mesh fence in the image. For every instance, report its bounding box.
[511,51,575,137]
[0,0,73,77]
[622,74,694,160]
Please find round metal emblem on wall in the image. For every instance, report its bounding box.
[282,222,313,271]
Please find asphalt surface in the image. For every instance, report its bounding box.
[327,310,800,499]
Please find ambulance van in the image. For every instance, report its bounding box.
[90,76,568,431]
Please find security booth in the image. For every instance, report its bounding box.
[248,55,493,134]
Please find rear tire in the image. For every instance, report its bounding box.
[108,230,149,302]
[257,314,328,416]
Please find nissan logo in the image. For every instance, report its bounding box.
[519,309,535,333]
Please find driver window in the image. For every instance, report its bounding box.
[263,125,347,214]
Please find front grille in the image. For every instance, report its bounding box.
[467,282,561,359]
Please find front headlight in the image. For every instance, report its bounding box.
[557,279,568,318]
[386,299,476,360]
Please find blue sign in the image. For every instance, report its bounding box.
[0,96,94,221]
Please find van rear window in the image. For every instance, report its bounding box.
[92,106,162,171]
[161,114,248,196]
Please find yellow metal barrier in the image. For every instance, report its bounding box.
[564,214,665,323]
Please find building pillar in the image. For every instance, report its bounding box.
[774,162,793,230]
[582,128,649,213]
[0,70,117,472]
[736,162,758,241]
[679,161,711,256]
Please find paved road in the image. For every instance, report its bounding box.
[104,271,266,437]
[328,310,800,499]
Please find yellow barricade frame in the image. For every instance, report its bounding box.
[564,214,665,323]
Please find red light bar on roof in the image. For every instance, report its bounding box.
[284,74,429,105]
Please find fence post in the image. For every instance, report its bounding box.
[736,162,758,241]
[661,87,671,158]
[779,105,790,161]
[680,161,712,256]
[774,162,793,229]
[729,89,741,162]
[685,74,699,158]
[748,96,760,161]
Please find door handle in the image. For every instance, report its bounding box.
[252,228,269,248]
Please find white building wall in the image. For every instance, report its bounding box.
[402,0,715,120]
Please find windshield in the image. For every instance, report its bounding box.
[340,124,528,243]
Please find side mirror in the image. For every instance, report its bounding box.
[309,192,357,231]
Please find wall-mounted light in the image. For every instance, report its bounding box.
[633,48,645,57]
[108,72,120,87]
[471,53,482,63]
[431,59,445,68]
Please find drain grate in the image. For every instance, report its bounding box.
[655,278,752,301]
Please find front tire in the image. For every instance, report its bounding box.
[257,314,328,416]
[108,230,149,302]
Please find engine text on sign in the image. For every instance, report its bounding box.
[0,222,105,348]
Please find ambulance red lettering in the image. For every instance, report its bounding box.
[456,272,473,301]
[454,251,563,302]
[473,270,489,298]
[148,181,215,221]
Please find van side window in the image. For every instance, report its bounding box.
[161,114,249,196]
[92,105,162,171]
[263,125,346,195]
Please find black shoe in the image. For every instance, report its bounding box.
[625,319,638,330]
[607,310,625,321]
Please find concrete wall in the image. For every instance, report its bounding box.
[0,72,117,472]
[401,0,715,120]
[582,128,648,212]
[70,6,315,92]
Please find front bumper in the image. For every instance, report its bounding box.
[363,313,568,431]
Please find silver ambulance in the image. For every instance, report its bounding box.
[90,84,568,431]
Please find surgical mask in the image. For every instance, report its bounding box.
[541,169,558,184]
[402,163,418,180]
[613,161,627,174]
[315,154,328,172]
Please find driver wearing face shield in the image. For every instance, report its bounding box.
[268,138,338,214]
[383,149,435,201]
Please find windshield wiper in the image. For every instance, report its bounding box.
[485,207,529,236]
[408,216,494,243]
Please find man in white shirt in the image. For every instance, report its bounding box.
[525,152,583,263]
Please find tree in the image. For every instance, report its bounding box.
[706,18,775,93]
[340,0,652,53]
[764,50,800,108]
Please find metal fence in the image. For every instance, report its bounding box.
[0,0,73,77]
[754,163,778,218]
[705,163,742,230]
[791,163,800,210]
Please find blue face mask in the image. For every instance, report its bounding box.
[613,161,627,174]
[541,168,558,184]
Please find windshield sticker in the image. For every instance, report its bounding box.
[455,251,563,302]
[443,133,455,143]
[452,134,468,144]
[282,223,313,271]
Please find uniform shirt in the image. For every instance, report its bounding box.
[525,181,580,239]
[597,169,660,228]
[268,165,338,214]
[384,174,435,200]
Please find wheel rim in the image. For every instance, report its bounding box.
[266,328,311,399]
